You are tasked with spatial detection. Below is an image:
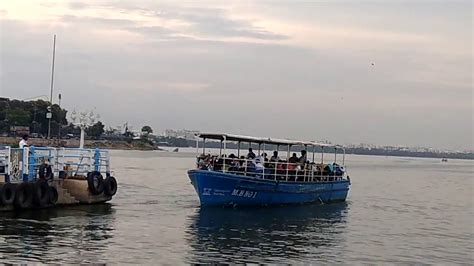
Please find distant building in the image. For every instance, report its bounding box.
[163,129,199,140]
[10,126,30,136]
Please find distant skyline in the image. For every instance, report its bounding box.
[0,0,472,150]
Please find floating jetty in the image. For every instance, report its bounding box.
[0,146,117,211]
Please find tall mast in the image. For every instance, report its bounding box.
[47,34,56,139]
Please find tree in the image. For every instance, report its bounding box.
[141,125,153,135]
[86,121,105,138]
[0,98,68,135]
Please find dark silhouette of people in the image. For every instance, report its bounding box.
[288,153,298,163]
[270,151,280,162]
[247,148,256,159]
[299,150,307,165]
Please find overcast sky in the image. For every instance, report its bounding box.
[0,0,472,150]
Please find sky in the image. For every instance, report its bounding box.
[0,0,472,150]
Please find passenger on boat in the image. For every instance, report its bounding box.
[288,153,298,164]
[299,150,307,165]
[228,154,241,171]
[247,148,256,159]
[254,157,264,171]
[19,134,28,148]
[261,152,270,168]
[197,154,212,170]
[288,153,298,171]
[270,151,280,162]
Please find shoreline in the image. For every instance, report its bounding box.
[0,136,159,151]
[1,136,471,160]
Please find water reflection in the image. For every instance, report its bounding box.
[185,203,349,264]
[0,204,116,264]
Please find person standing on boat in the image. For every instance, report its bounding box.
[270,151,280,162]
[247,148,256,159]
[299,150,307,164]
[19,134,29,149]
[288,153,298,171]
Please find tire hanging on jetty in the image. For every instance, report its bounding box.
[48,186,58,205]
[38,163,54,180]
[104,176,118,196]
[0,183,16,205]
[87,171,104,195]
[33,179,50,207]
[14,183,33,209]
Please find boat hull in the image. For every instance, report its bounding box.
[188,169,350,206]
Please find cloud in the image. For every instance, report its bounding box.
[68,1,89,10]
[60,14,136,28]
[0,0,472,150]
[158,7,288,40]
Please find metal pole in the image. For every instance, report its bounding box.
[262,142,265,180]
[48,34,56,139]
[286,145,290,181]
[203,138,206,154]
[342,148,346,166]
[237,141,241,157]
[79,127,85,149]
[311,145,315,182]
[219,140,222,156]
[58,93,61,138]
[274,144,279,180]
[195,137,199,154]
[321,146,324,176]
[223,136,227,173]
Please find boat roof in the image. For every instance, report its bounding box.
[196,132,343,149]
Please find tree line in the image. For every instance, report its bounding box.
[0,97,106,138]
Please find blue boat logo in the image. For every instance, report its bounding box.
[202,188,212,196]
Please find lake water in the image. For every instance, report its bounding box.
[0,149,472,264]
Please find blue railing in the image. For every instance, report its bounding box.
[0,146,111,183]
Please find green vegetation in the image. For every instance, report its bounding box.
[86,121,105,138]
[141,125,153,135]
[0,97,103,138]
[0,98,67,136]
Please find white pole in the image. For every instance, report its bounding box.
[48,34,56,139]
[342,148,346,166]
[286,145,290,181]
[223,136,227,173]
[321,146,324,176]
[79,127,85,149]
[195,137,199,154]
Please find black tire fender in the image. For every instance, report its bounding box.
[48,186,58,205]
[0,183,16,205]
[87,171,104,195]
[104,176,118,197]
[14,183,33,209]
[33,179,50,207]
[38,164,54,180]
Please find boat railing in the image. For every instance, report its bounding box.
[196,155,347,183]
[0,146,110,183]
[0,146,10,176]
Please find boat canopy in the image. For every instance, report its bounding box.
[196,132,343,149]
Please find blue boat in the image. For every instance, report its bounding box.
[188,133,351,207]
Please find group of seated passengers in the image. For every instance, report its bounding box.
[197,148,344,177]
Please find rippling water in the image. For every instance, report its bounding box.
[0,149,472,264]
